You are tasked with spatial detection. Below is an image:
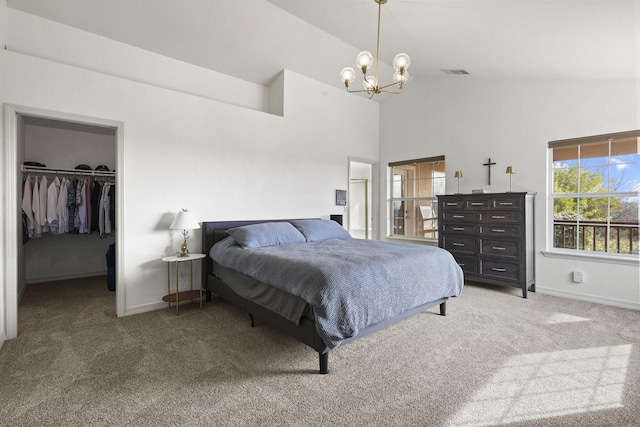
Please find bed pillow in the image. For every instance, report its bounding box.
[227,222,306,249]
[289,219,351,242]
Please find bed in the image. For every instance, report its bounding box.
[201,219,464,374]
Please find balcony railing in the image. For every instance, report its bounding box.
[554,219,639,254]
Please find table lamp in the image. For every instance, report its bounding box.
[170,209,200,257]
[505,166,515,192]
[454,171,463,194]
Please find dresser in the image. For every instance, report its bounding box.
[437,192,535,298]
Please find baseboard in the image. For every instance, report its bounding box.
[124,301,168,316]
[26,270,107,285]
[536,287,640,311]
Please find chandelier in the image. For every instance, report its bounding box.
[340,0,410,99]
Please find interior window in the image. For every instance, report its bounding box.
[389,156,445,240]
[549,131,639,256]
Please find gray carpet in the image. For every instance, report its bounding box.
[1,276,639,426]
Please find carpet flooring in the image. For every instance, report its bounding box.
[1,276,639,426]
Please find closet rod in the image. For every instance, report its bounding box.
[21,165,115,178]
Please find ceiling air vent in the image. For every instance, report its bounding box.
[441,69,470,75]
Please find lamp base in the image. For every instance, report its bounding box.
[177,241,189,257]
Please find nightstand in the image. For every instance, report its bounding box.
[161,253,206,313]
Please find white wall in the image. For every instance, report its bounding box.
[380,76,639,309]
[7,9,270,113]
[0,0,8,348]
[0,12,379,322]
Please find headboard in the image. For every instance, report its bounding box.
[200,219,319,287]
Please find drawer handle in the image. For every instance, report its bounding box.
[492,246,506,251]
[471,202,484,206]
[447,202,458,206]
[491,229,506,233]
[491,267,506,272]
[452,215,465,218]
[498,202,513,206]
[492,215,506,219]
[453,227,465,231]
[458,263,465,266]
[452,243,465,247]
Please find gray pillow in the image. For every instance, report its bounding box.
[290,219,351,242]
[227,222,306,249]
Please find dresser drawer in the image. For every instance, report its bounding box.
[442,235,476,255]
[479,238,519,259]
[441,199,464,210]
[442,223,475,234]
[465,199,490,209]
[442,212,476,222]
[479,211,520,224]
[479,224,520,237]
[451,255,476,275]
[492,197,521,210]
[479,259,519,281]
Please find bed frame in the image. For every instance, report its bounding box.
[201,219,448,374]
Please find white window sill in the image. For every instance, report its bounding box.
[541,250,639,266]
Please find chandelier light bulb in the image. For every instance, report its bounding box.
[393,70,408,84]
[363,75,377,91]
[356,51,374,73]
[341,67,356,86]
[393,53,410,71]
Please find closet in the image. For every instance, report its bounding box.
[19,115,116,294]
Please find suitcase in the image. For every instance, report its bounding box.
[106,243,116,291]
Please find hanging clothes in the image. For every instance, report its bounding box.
[22,176,35,238]
[31,177,42,238]
[67,178,77,234]
[46,176,61,233]
[20,168,115,238]
[77,179,88,234]
[56,177,69,234]
[91,180,102,233]
[99,182,113,237]
[38,175,49,233]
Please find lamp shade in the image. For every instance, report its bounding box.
[454,171,463,178]
[505,166,515,174]
[170,209,200,230]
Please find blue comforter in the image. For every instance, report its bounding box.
[210,237,464,349]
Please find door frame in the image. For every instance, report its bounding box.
[2,104,125,340]
[348,157,379,240]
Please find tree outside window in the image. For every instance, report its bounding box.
[550,132,639,255]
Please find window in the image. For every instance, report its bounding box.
[389,156,445,240]
[549,130,639,256]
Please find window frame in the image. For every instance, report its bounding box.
[388,155,445,241]
[547,130,639,262]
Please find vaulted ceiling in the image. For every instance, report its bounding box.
[7,0,638,91]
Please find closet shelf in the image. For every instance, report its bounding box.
[21,165,115,178]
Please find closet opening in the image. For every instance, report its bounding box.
[17,113,118,320]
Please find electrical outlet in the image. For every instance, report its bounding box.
[572,271,584,283]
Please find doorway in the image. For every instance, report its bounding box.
[348,158,378,240]
[3,105,124,340]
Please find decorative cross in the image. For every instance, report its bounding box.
[483,158,496,185]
